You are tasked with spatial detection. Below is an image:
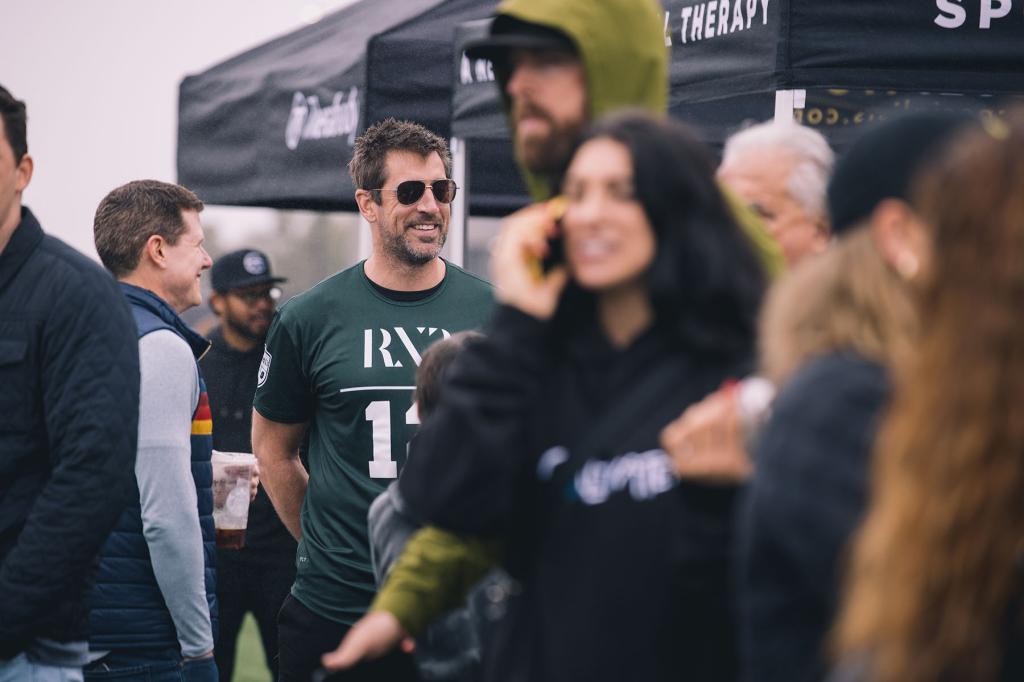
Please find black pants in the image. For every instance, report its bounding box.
[277,594,419,682]
[215,557,295,682]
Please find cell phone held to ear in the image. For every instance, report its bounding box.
[528,196,566,280]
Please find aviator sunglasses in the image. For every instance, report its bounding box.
[373,179,458,205]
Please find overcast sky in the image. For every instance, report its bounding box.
[4,0,355,258]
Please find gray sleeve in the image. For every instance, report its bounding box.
[137,330,212,657]
[826,657,873,682]
[367,482,419,586]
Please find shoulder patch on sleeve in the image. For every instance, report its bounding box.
[258,346,272,387]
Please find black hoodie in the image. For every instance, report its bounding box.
[401,306,751,681]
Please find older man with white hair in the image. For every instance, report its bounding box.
[718,121,834,266]
[657,122,836,487]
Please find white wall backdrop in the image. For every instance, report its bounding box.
[2,0,355,259]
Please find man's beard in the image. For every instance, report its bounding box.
[225,314,269,343]
[381,214,448,267]
[513,104,584,177]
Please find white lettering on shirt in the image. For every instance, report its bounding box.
[363,326,452,369]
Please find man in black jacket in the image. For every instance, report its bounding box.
[0,85,140,679]
[201,248,294,682]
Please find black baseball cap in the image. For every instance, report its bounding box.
[828,111,973,235]
[464,15,577,65]
[211,249,286,293]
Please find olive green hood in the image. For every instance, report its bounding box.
[493,0,667,200]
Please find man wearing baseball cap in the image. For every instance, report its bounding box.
[200,249,292,682]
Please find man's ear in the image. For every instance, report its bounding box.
[142,234,167,270]
[808,214,831,256]
[209,291,225,316]
[870,198,923,280]
[15,154,33,194]
[354,189,379,223]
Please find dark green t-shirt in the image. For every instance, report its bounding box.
[252,260,493,624]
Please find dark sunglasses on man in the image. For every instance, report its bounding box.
[372,179,458,206]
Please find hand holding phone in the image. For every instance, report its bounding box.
[540,195,566,274]
[492,199,570,321]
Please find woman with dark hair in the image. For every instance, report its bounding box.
[830,113,1024,682]
[326,111,764,682]
[540,112,763,356]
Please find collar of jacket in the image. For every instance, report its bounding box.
[119,282,211,360]
[0,206,45,294]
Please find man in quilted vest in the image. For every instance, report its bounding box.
[88,180,219,682]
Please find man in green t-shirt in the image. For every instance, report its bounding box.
[252,118,493,682]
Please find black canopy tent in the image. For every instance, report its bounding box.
[356,0,1024,254]
[363,0,497,138]
[450,0,1024,210]
[177,0,1024,234]
[360,0,526,218]
[176,0,442,213]
[667,0,1024,148]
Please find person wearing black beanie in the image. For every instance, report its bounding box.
[828,111,973,236]
[737,111,974,682]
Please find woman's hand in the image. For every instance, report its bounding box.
[320,610,414,672]
[491,201,569,321]
[660,384,753,484]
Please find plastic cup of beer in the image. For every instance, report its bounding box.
[211,451,257,549]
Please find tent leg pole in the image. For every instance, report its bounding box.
[774,89,796,122]
[449,136,467,268]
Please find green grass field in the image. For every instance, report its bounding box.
[231,614,273,682]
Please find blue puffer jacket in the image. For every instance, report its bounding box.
[88,284,217,651]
